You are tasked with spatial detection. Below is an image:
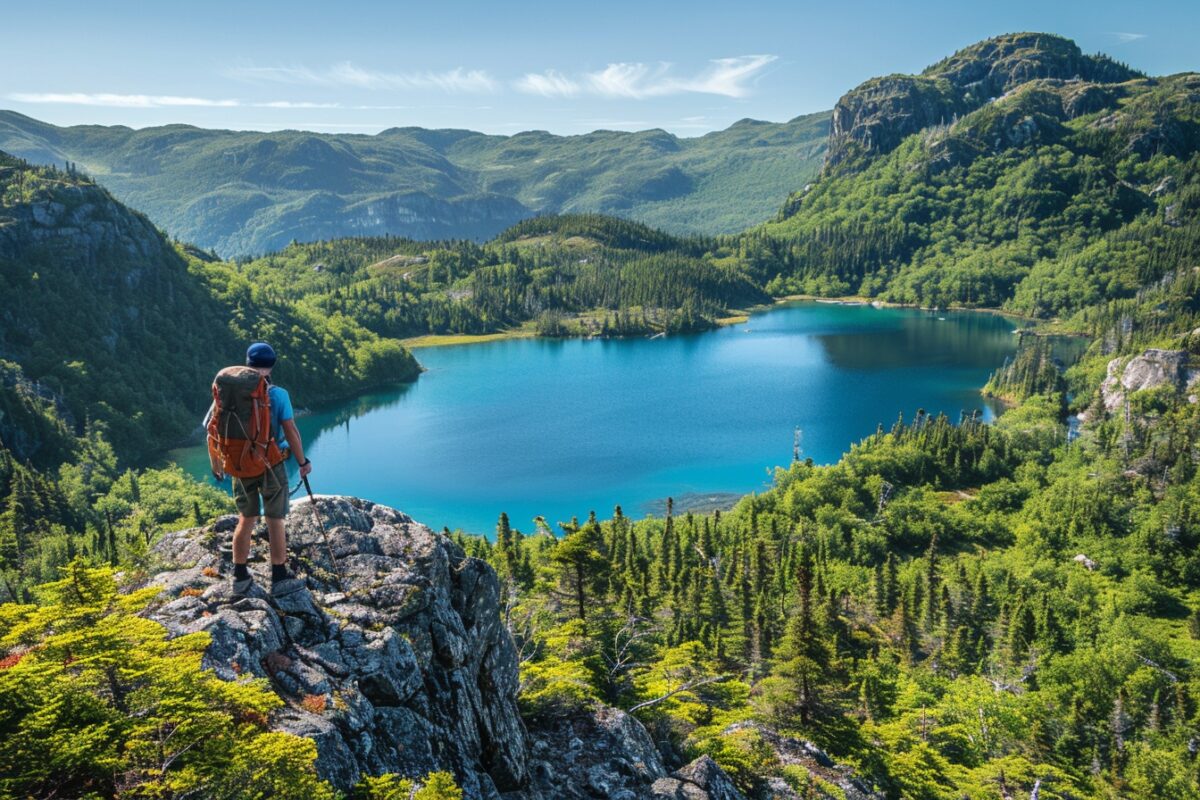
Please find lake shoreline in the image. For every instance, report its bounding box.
[401,294,1063,350]
[175,302,1019,535]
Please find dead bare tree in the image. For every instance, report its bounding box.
[502,590,542,672]
[602,612,659,689]
[627,674,732,714]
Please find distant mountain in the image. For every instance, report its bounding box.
[0,112,829,257]
[757,32,1199,320]
[824,32,1143,171]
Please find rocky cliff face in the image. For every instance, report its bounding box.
[824,32,1141,171]
[825,75,967,171]
[0,165,170,268]
[148,497,528,798]
[145,497,748,799]
[1097,348,1200,413]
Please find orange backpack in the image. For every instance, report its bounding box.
[206,366,286,478]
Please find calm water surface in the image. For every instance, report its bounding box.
[174,302,1017,535]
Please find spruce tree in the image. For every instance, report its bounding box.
[550,511,610,622]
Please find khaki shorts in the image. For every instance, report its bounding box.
[232,461,290,519]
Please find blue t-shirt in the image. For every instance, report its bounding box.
[268,384,294,452]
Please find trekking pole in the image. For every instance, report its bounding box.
[301,475,345,592]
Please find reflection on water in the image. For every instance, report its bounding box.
[172,302,1028,536]
[815,309,1017,370]
[304,382,417,440]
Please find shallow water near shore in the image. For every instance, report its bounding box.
[173,301,1018,536]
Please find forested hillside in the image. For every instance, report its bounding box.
[0,154,419,461]
[0,110,829,256]
[237,214,766,339]
[752,33,1199,322]
[452,253,1200,798]
[0,154,419,598]
[4,30,1200,800]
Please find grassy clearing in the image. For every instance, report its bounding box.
[400,328,537,349]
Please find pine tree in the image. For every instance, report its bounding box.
[872,561,887,617]
[923,532,940,632]
[1008,602,1037,662]
[550,511,610,622]
[495,512,516,588]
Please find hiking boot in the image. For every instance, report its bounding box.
[232,574,256,598]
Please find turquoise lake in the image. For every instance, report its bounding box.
[174,302,1019,536]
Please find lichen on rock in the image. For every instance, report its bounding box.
[146,496,528,799]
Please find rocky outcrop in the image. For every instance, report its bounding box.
[650,756,743,800]
[147,497,527,799]
[825,74,965,170]
[923,32,1137,101]
[524,706,744,800]
[1097,348,1200,412]
[721,723,884,800]
[525,706,667,798]
[145,496,747,800]
[824,33,1140,171]
[0,169,169,268]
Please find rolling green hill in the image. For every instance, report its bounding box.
[230,214,767,339]
[0,153,419,463]
[0,111,829,257]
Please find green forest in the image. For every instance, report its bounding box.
[3,30,1200,800]
[454,263,1200,797]
[0,109,830,256]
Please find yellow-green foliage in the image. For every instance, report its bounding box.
[0,560,335,798]
[353,770,463,800]
[519,653,600,717]
[632,642,746,727]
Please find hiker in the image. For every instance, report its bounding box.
[206,342,312,597]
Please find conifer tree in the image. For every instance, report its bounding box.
[550,511,610,622]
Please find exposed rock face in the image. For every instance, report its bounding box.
[721,723,884,800]
[524,706,667,798]
[1098,348,1200,412]
[146,496,747,800]
[824,32,1140,171]
[147,497,528,798]
[826,75,965,171]
[0,174,169,267]
[524,706,744,800]
[650,756,744,800]
[923,32,1137,100]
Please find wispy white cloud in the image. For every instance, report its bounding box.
[6,93,396,111]
[674,55,778,98]
[257,100,341,109]
[585,63,666,98]
[515,55,777,100]
[1111,32,1148,43]
[515,70,581,98]
[9,92,241,108]
[228,62,497,93]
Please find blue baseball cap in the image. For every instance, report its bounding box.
[246,342,277,368]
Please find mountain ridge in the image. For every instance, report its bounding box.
[824,31,1144,171]
[0,110,830,257]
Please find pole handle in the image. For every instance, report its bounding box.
[298,474,344,591]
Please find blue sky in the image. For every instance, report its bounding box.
[3,0,1196,136]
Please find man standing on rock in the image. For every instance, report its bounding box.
[207,342,312,597]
